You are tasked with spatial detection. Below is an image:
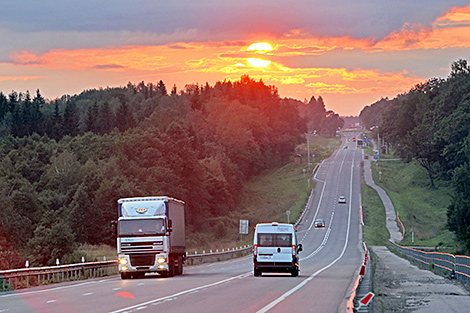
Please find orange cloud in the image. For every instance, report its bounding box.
[0,75,46,82]
[435,5,470,28]
[374,4,470,51]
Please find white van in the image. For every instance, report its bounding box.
[253,222,302,277]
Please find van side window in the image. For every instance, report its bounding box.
[258,234,292,247]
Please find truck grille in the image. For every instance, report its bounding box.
[121,241,163,253]
[130,254,155,266]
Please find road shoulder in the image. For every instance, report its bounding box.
[371,245,470,312]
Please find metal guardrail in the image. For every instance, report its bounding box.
[455,255,470,283]
[0,246,253,291]
[388,240,470,282]
[0,261,118,291]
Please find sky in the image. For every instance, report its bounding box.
[1,1,470,116]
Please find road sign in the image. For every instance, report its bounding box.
[239,220,249,235]
[358,292,375,307]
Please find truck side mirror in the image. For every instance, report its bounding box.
[111,221,117,236]
[168,219,173,232]
[297,244,303,253]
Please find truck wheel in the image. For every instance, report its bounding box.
[291,269,299,277]
[254,269,261,277]
[121,272,131,279]
[176,256,183,275]
[168,264,175,277]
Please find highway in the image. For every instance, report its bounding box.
[0,134,364,313]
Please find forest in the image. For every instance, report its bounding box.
[360,59,470,252]
[0,75,344,269]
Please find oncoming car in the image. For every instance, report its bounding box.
[338,196,346,204]
[253,222,302,277]
[314,219,325,228]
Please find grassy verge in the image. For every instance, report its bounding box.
[361,184,390,246]
[369,158,459,251]
[78,244,118,261]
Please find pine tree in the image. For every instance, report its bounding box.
[97,101,115,134]
[116,101,135,132]
[157,80,168,96]
[62,101,80,136]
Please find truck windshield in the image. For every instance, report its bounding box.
[257,233,292,247]
[118,219,165,237]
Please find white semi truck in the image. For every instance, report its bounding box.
[117,196,185,279]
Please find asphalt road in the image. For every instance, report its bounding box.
[0,134,364,313]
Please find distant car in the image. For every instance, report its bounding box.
[338,196,346,204]
[315,219,325,228]
[343,146,348,149]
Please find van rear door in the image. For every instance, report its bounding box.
[257,233,293,263]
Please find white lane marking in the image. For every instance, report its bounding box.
[0,280,110,298]
[47,300,57,303]
[109,272,252,313]
[306,150,346,232]
[83,292,93,296]
[256,149,356,313]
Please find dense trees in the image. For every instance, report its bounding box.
[298,95,344,136]
[0,76,341,268]
[360,59,470,250]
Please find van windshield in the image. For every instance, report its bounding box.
[257,233,292,247]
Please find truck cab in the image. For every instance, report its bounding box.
[253,222,302,277]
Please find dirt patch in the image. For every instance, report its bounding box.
[371,246,470,313]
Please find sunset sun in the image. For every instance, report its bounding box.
[247,42,273,68]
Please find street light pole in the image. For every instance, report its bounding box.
[307,134,310,170]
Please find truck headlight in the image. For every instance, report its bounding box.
[119,258,128,265]
[157,258,166,264]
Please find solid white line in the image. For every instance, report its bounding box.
[109,272,252,313]
[0,280,108,298]
[256,150,355,313]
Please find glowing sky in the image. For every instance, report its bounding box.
[1,1,470,115]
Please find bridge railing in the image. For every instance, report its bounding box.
[0,246,253,291]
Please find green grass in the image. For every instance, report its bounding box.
[239,163,314,227]
[78,244,118,261]
[361,184,390,246]
[370,159,459,251]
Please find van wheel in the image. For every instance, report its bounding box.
[254,269,261,277]
[121,272,131,279]
[291,269,299,277]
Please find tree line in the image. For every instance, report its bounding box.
[360,59,470,252]
[0,75,343,268]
